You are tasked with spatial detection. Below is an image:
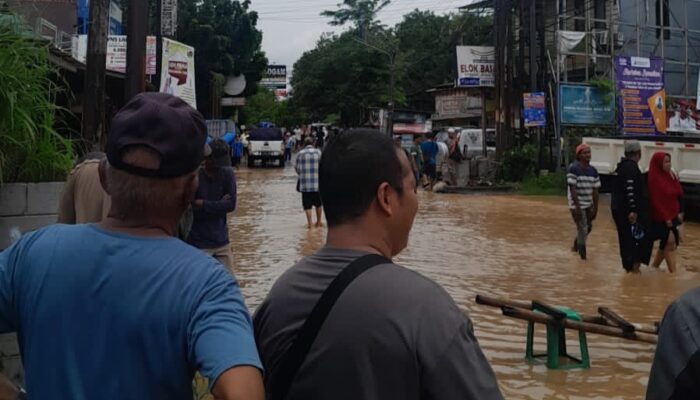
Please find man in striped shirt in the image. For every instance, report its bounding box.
[296,137,323,228]
[567,143,601,260]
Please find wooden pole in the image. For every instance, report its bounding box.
[82,0,109,150]
[502,306,657,344]
[475,294,659,335]
[125,0,148,101]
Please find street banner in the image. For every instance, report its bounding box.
[667,99,699,134]
[558,84,615,126]
[72,35,157,75]
[456,46,495,87]
[261,65,287,90]
[615,56,666,135]
[161,0,178,37]
[523,92,546,127]
[159,38,197,109]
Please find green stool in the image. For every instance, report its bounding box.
[525,304,590,370]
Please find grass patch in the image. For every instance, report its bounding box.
[520,170,567,196]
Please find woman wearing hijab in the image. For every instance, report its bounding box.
[648,152,685,273]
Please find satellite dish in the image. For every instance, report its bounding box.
[223,74,247,96]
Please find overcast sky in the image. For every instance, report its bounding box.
[253,0,470,75]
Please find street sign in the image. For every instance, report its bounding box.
[559,84,615,126]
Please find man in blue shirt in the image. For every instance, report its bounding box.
[187,138,237,271]
[0,93,263,400]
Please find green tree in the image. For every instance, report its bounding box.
[177,0,267,117]
[321,0,391,33]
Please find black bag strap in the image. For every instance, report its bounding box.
[270,253,390,400]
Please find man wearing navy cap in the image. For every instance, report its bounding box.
[0,93,264,399]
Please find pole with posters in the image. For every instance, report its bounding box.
[83,0,109,150]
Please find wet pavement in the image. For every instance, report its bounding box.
[228,165,700,399]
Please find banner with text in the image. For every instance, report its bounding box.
[668,98,699,134]
[559,84,615,126]
[456,46,495,87]
[72,35,157,75]
[159,38,197,109]
[261,65,287,90]
[615,56,666,135]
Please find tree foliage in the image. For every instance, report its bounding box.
[241,87,308,128]
[177,0,267,117]
[320,0,391,32]
[291,10,493,125]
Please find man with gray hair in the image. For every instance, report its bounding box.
[0,93,264,399]
[611,140,651,273]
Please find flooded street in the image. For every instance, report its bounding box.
[228,165,700,400]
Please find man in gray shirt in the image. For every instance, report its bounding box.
[253,129,503,400]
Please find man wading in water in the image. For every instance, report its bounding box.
[567,143,601,260]
[254,129,503,400]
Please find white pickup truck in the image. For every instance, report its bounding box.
[584,136,700,212]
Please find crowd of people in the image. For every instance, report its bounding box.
[566,141,685,273]
[0,93,695,399]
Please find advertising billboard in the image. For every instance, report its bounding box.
[456,46,495,87]
[523,92,546,127]
[615,56,666,135]
[558,84,615,126]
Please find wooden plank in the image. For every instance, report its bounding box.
[599,307,636,335]
[501,306,657,344]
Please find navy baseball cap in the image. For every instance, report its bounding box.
[106,92,210,178]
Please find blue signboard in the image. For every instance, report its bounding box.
[523,92,546,127]
[559,84,615,126]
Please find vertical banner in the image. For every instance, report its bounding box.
[523,92,546,127]
[161,0,178,37]
[615,56,666,135]
[159,38,197,109]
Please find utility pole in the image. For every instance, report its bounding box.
[82,0,109,151]
[125,0,148,101]
[351,37,396,135]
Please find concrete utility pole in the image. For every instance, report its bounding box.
[82,0,109,150]
[125,0,148,101]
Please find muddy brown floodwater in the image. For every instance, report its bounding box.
[227,165,700,400]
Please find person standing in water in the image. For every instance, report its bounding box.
[648,152,685,273]
[567,143,601,260]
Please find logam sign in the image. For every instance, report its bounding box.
[159,38,197,109]
[558,84,615,126]
[615,56,666,135]
[523,92,546,127]
[456,46,495,87]
[261,65,287,90]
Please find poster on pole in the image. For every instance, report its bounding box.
[73,35,157,75]
[159,38,197,109]
[523,92,546,127]
[456,46,495,87]
[161,0,178,37]
[615,56,666,135]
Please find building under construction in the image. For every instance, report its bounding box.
[482,0,700,166]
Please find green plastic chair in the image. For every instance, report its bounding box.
[525,305,590,370]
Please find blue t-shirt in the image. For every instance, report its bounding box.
[0,224,261,399]
[421,141,439,166]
